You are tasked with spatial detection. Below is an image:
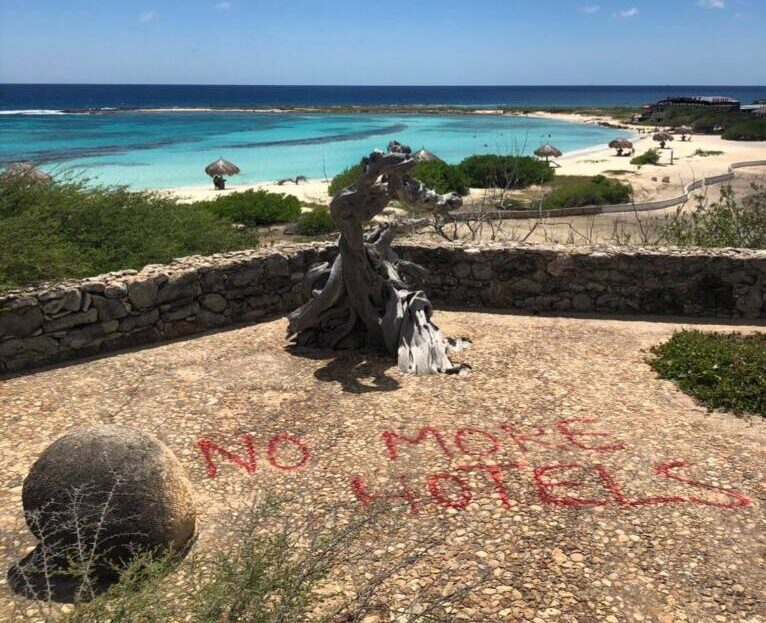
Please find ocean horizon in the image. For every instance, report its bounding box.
[2,84,763,189]
[2,84,766,112]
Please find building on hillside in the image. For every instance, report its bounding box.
[649,96,741,115]
[742,104,766,116]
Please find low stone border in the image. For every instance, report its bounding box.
[452,159,766,221]
[2,242,764,374]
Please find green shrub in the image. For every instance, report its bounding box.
[661,184,766,249]
[643,106,766,141]
[292,208,338,236]
[195,189,300,227]
[0,177,258,291]
[411,160,470,196]
[542,175,632,209]
[692,149,724,157]
[329,160,470,197]
[458,155,554,188]
[630,149,661,166]
[721,119,766,141]
[650,330,766,416]
[328,164,362,196]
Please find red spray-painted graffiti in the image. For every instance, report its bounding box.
[195,418,751,513]
[196,433,310,478]
[352,460,751,513]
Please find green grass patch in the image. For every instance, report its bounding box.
[0,177,259,292]
[650,330,766,417]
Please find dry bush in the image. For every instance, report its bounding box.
[5,491,489,623]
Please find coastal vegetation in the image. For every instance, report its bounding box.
[692,149,724,157]
[541,175,632,209]
[642,106,766,141]
[292,207,339,236]
[458,155,554,189]
[661,184,766,249]
[408,160,471,196]
[650,330,766,417]
[630,149,661,167]
[0,177,259,292]
[327,163,361,196]
[328,160,471,196]
[329,154,554,197]
[194,189,301,227]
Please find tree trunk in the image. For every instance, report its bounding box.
[287,148,469,374]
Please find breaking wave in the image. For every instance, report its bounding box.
[0,109,67,115]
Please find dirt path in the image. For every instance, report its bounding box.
[1,312,764,622]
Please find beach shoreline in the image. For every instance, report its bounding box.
[164,110,766,206]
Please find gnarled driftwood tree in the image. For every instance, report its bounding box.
[287,146,469,374]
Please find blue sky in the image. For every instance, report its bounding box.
[0,0,764,85]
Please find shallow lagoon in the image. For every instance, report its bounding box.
[0,112,630,189]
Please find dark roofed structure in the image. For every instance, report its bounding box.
[650,96,741,114]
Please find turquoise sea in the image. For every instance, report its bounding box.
[0,111,630,189]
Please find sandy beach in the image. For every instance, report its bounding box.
[169,178,333,204]
[165,112,766,210]
[531,111,766,202]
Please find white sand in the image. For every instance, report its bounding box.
[165,112,766,208]
[167,179,332,205]
[529,111,766,202]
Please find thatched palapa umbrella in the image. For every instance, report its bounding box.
[608,138,634,156]
[205,158,240,190]
[653,132,674,149]
[412,148,443,163]
[0,162,52,184]
[675,125,693,141]
[534,143,562,164]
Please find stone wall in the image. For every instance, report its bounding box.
[396,242,766,318]
[2,241,765,373]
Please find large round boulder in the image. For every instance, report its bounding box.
[8,425,197,602]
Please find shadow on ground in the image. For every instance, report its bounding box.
[286,345,400,394]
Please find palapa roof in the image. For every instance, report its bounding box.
[653,132,674,142]
[0,162,52,184]
[412,148,443,163]
[534,143,562,158]
[608,138,634,149]
[205,158,241,177]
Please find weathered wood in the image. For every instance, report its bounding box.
[287,146,469,374]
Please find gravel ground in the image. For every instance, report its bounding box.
[0,311,764,622]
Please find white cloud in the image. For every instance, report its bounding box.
[698,0,725,8]
[580,5,601,13]
[139,10,158,23]
[619,7,639,17]
[214,1,233,9]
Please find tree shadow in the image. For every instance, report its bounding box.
[286,346,401,394]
